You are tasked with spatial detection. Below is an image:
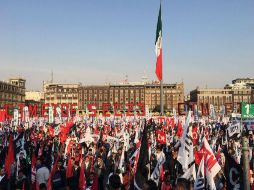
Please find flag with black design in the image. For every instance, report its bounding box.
[180,162,196,181]
[194,156,205,190]
[151,151,166,184]
[134,120,149,190]
[224,151,243,190]
[177,125,194,172]
[14,132,24,154]
[227,122,241,139]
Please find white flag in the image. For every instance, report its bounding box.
[202,137,221,178]
[23,106,29,122]
[177,125,194,172]
[151,151,166,184]
[194,157,205,190]
[180,162,196,181]
[227,122,241,137]
[48,106,54,123]
[13,109,19,126]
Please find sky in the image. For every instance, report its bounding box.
[0,0,254,94]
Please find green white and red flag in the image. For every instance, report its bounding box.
[155,4,162,81]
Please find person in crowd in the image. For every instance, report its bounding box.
[143,179,158,190]
[106,173,123,190]
[84,155,92,179]
[0,115,252,189]
[51,159,66,190]
[159,171,172,190]
[39,183,47,190]
[94,155,106,190]
[66,159,80,190]
[15,169,30,190]
[0,168,8,190]
[36,158,50,186]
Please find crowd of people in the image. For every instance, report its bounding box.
[0,113,253,190]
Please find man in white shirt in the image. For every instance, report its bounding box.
[36,159,50,186]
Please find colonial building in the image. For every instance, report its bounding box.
[0,78,26,108]
[190,88,233,113]
[78,82,184,113]
[190,78,254,114]
[78,85,110,110]
[43,82,81,105]
[25,91,45,115]
[145,83,184,111]
[225,78,253,105]
[25,91,44,102]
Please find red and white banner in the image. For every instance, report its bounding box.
[0,109,6,122]
[156,130,166,144]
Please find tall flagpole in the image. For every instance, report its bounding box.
[160,80,164,116]
[160,0,164,116]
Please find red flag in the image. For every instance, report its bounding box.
[194,151,204,165]
[66,158,73,178]
[160,165,165,181]
[192,127,199,145]
[176,121,183,138]
[155,4,162,81]
[38,144,43,157]
[4,135,14,179]
[79,161,86,190]
[166,117,174,129]
[0,109,6,122]
[59,121,74,143]
[48,126,54,137]
[156,130,166,144]
[66,140,73,156]
[47,156,59,190]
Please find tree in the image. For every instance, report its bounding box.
[152,105,167,113]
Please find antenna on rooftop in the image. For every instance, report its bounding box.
[51,70,53,83]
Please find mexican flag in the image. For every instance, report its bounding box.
[155,4,162,81]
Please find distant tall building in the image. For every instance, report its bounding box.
[0,77,26,108]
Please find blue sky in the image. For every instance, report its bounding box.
[0,0,253,93]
